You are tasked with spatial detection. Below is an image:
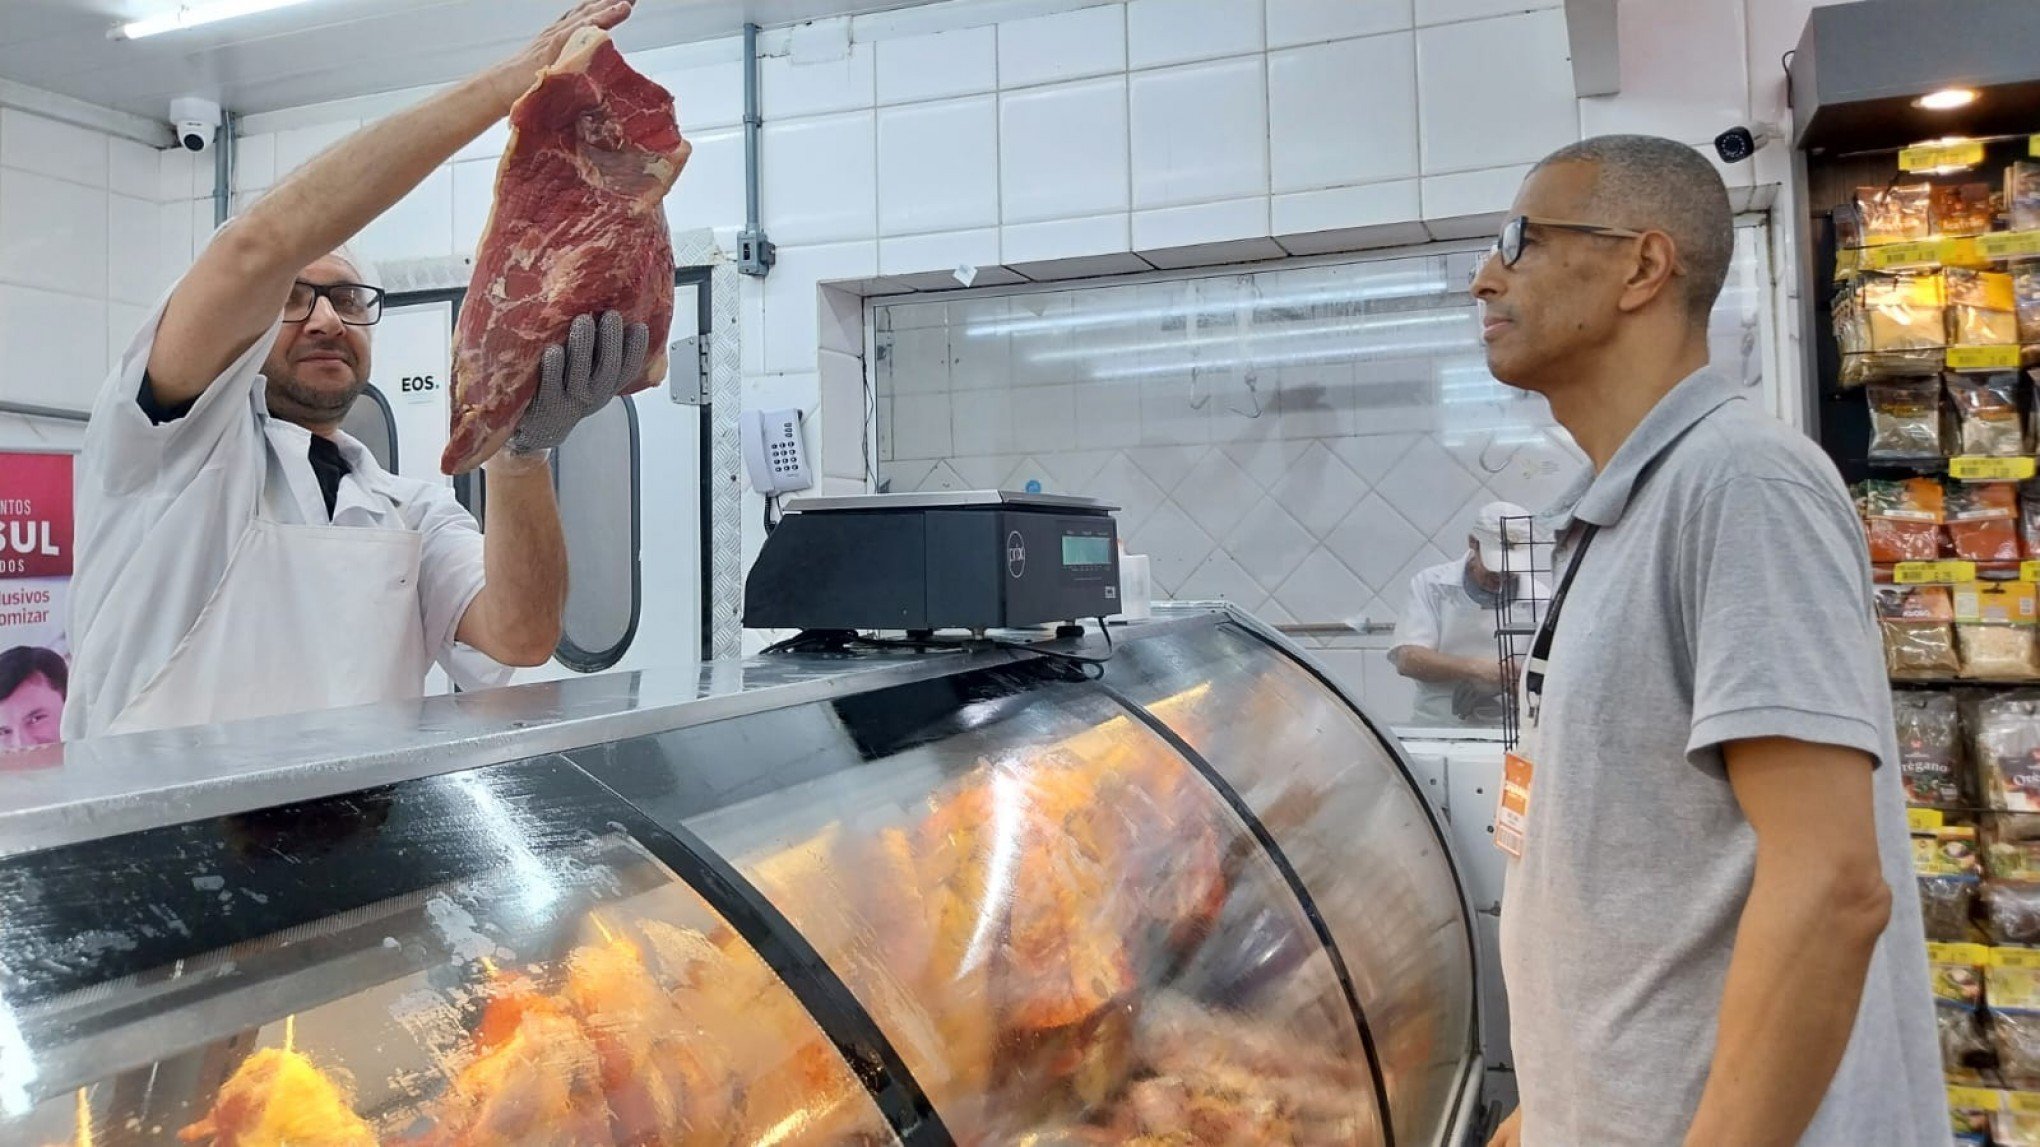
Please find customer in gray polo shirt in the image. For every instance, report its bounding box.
[1475,135,1942,1147]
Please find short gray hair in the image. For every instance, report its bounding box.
[1532,134,1733,325]
[328,242,383,293]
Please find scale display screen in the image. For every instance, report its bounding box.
[1062,535,1112,568]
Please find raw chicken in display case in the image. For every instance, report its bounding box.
[0,610,1481,1147]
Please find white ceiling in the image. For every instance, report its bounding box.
[1,0,950,120]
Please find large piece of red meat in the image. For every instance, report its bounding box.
[441,26,690,475]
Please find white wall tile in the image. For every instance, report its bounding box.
[1002,214,1131,264]
[1421,163,1531,225]
[1130,57,1267,209]
[998,5,1127,89]
[0,110,110,188]
[273,119,359,181]
[192,201,220,257]
[1270,34,1418,193]
[159,147,213,202]
[763,40,875,119]
[1127,0,1265,69]
[878,96,999,236]
[0,169,107,298]
[353,165,453,263]
[741,279,767,376]
[108,138,159,201]
[1001,77,1128,223]
[817,347,868,480]
[892,391,954,459]
[451,158,496,256]
[107,194,162,306]
[760,241,878,374]
[666,127,746,237]
[952,387,1016,455]
[650,56,747,133]
[1132,197,1269,251]
[1268,0,1413,46]
[235,132,277,193]
[1274,179,1422,235]
[454,120,512,165]
[877,24,997,105]
[879,227,1001,277]
[158,201,196,282]
[1011,382,1077,453]
[1578,0,1749,144]
[0,285,106,409]
[1417,10,1577,174]
[763,112,877,246]
[1416,0,1561,25]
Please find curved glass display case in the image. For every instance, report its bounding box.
[0,608,1480,1147]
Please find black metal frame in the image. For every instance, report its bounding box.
[552,395,644,674]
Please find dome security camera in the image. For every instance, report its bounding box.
[169,97,222,154]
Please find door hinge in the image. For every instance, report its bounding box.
[668,334,710,406]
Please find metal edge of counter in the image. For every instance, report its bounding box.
[0,613,1229,859]
[1212,604,1489,1147]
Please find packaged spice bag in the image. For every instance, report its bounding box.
[1861,183,1935,243]
[1859,478,1946,562]
[1974,693,2040,809]
[1936,183,1999,237]
[1895,689,1965,806]
[1948,483,2023,561]
[1867,377,1946,460]
[1878,586,1960,679]
[1957,582,2040,677]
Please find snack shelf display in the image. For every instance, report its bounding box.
[0,608,1482,1147]
[1824,139,2040,1143]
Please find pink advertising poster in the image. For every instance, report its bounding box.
[0,451,72,750]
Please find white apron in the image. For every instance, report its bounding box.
[106,514,429,736]
[1410,584,1509,727]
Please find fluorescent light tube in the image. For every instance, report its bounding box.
[115,0,319,41]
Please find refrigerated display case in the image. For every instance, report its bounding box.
[0,608,1480,1147]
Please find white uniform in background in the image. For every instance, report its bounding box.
[63,296,510,741]
[1393,560,1538,727]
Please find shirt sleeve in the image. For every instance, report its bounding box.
[1683,472,1889,770]
[84,281,283,498]
[413,485,514,691]
[1393,573,1444,652]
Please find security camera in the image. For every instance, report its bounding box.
[169,97,222,153]
[1713,122,1779,164]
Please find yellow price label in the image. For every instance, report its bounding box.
[1979,230,2040,261]
[1909,807,1946,832]
[2031,134,2040,158]
[1901,140,1986,172]
[1947,345,2024,371]
[1930,942,1993,966]
[1940,237,1988,267]
[1834,248,1860,278]
[1860,240,1943,270]
[1894,561,1978,585]
[2023,560,2040,583]
[1996,948,2040,969]
[2010,1091,2040,1115]
[1948,455,2036,481]
[1950,1084,2000,1109]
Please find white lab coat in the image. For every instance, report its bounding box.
[1392,558,1540,727]
[64,290,511,741]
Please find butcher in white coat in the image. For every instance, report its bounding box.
[65,0,647,741]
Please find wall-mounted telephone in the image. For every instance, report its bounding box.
[741,408,814,495]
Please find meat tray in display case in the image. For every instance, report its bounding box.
[0,608,1481,1147]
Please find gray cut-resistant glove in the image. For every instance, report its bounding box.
[509,310,650,455]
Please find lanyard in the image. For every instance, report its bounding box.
[1522,524,1598,729]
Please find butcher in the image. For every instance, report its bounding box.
[64,0,647,741]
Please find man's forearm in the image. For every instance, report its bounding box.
[1680,859,1889,1146]
[1391,645,1493,685]
[462,456,568,665]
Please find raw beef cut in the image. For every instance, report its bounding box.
[442,26,690,474]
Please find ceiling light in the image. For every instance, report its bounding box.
[114,0,320,41]
[1915,88,1979,111]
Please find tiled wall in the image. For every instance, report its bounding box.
[876,227,1774,723]
[225,0,1838,603]
[0,107,216,452]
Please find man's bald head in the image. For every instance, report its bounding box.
[1531,134,1734,325]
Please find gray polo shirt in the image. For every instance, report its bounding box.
[1499,369,1944,1146]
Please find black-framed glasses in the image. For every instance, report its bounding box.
[283,280,385,326]
[1490,215,1646,268]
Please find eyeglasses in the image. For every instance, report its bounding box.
[283,280,385,326]
[1489,215,1646,268]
